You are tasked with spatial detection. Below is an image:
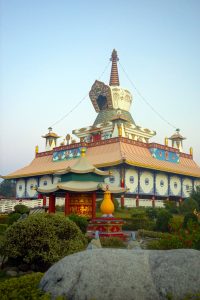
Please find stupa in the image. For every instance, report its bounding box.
[2,49,200,209]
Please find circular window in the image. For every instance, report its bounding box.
[19,185,22,191]
[129,176,134,184]
[109,176,115,184]
[174,182,178,189]
[160,180,164,187]
[145,178,149,185]
[43,181,47,186]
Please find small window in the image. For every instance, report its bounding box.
[109,176,115,184]
[145,178,149,185]
[160,180,164,187]
[186,185,189,191]
[130,176,134,184]
[174,182,178,189]
[30,184,34,190]
[43,181,47,186]
[19,185,22,191]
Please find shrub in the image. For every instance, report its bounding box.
[68,214,88,233]
[1,213,87,271]
[0,215,9,224]
[0,224,8,235]
[14,204,30,214]
[0,273,50,299]
[179,198,199,214]
[147,235,183,250]
[168,216,183,233]
[183,213,198,229]
[137,229,170,239]
[164,200,179,214]
[7,213,21,225]
[156,210,172,232]
[100,237,126,248]
[145,207,159,220]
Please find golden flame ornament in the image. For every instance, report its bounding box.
[100,189,114,216]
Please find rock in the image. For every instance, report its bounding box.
[40,249,200,300]
[86,238,102,249]
[6,270,18,277]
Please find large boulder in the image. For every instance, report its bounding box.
[40,249,200,300]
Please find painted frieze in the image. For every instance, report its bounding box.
[150,148,179,163]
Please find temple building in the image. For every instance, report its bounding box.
[3,49,200,210]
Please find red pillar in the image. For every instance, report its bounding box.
[120,195,125,208]
[136,195,139,207]
[49,194,56,213]
[64,192,70,216]
[152,196,155,208]
[43,196,47,206]
[92,192,96,219]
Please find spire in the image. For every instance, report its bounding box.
[109,49,120,86]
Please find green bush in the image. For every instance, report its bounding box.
[0,224,8,235]
[147,235,183,250]
[0,215,9,224]
[131,209,146,218]
[0,272,50,299]
[179,198,199,214]
[7,213,21,225]
[68,214,88,233]
[14,204,30,214]
[145,207,159,220]
[183,213,198,229]
[164,200,179,214]
[156,210,172,232]
[137,229,170,239]
[100,237,126,248]
[123,211,155,231]
[1,214,87,271]
[168,216,183,233]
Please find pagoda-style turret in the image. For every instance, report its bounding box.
[109,49,120,86]
[42,127,60,151]
[169,129,186,152]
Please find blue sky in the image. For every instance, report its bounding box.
[0,0,200,176]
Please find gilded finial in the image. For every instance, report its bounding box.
[81,148,86,157]
[35,145,39,156]
[190,147,193,156]
[165,137,168,146]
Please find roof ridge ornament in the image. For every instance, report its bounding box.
[109,49,120,86]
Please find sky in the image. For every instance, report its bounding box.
[0,0,200,176]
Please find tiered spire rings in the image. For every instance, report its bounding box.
[109,49,120,86]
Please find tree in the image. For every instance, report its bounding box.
[190,185,200,210]
[0,180,16,198]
